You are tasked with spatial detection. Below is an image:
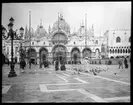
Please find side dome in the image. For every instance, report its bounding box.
[52,15,70,34]
[35,25,48,38]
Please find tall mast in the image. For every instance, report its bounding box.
[85,13,87,48]
[29,11,31,48]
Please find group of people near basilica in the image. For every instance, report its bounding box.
[54,57,66,71]
[72,57,130,75]
[3,54,130,74]
[118,58,129,69]
[39,60,49,68]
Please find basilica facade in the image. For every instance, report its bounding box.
[2,15,131,64]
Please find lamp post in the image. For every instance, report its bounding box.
[7,17,17,77]
[19,27,24,63]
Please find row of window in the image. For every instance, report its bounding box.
[109,46,130,49]
[110,49,131,54]
[116,36,131,43]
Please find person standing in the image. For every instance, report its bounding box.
[21,59,26,72]
[118,58,123,69]
[124,58,128,69]
[20,59,22,69]
[29,59,31,69]
[55,60,59,71]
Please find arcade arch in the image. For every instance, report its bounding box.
[71,47,81,64]
[82,48,92,58]
[27,48,37,64]
[52,44,67,63]
[39,47,48,64]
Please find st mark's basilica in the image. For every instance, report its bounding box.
[2,13,131,65]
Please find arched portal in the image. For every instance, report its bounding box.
[71,47,80,64]
[82,48,92,58]
[95,48,100,59]
[52,44,67,63]
[27,48,37,64]
[39,47,48,65]
[52,32,68,44]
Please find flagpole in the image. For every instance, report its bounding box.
[85,13,87,48]
[57,13,59,62]
[29,11,31,69]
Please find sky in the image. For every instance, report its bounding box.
[2,2,131,36]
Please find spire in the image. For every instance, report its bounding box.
[29,11,31,40]
[81,20,84,27]
[40,18,43,28]
[60,9,63,20]
[92,24,94,37]
[85,13,87,47]
[48,24,51,35]
[24,25,28,40]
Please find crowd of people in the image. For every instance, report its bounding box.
[2,55,130,74]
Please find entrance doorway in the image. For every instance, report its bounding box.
[71,47,80,64]
[39,47,48,65]
[73,54,78,64]
[27,48,37,64]
[52,45,67,64]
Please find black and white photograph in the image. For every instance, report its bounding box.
[2,2,131,103]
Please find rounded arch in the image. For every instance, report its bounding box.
[95,48,100,58]
[115,49,117,53]
[39,47,49,64]
[120,49,122,53]
[123,49,125,53]
[27,48,37,64]
[82,48,92,58]
[118,49,120,53]
[71,47,80,53]
[39,47,48,53]
[126,49,128,53]
[116,56,119,58]
[52,44,67,62]
[27,48,37,57]
[121,56,125,58]
[128,49,130,53]
[112,49,114,53]
[110,56,114,59]
[126,56,129,58]
[71,47,81,64]
[51,31,68,44]
[116,36,121,43]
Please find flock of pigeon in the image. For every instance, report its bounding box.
[72,66,109,75]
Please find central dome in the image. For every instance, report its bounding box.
[52,15,70,34]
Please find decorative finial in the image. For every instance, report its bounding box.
[40,18,43,28]
[82,20,84,26]
[40,19,42,26]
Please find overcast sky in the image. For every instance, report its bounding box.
[2,2,131,35]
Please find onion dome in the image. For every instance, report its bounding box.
[52,14,70,34]
[35,24,48,38]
